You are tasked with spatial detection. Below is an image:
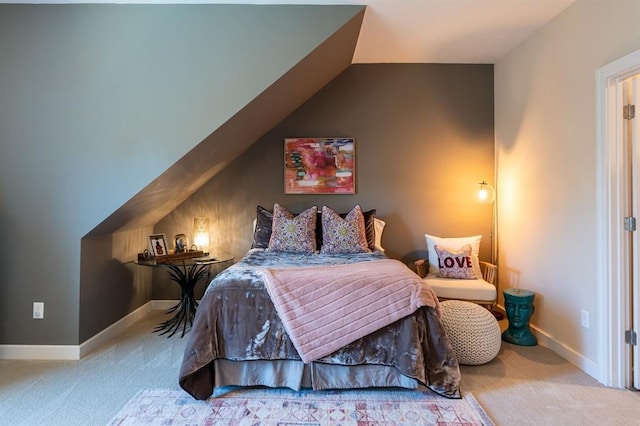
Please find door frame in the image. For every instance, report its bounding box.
[628,78,640,389]
[596,48,640,388]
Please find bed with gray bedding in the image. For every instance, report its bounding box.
[179,248,461,400]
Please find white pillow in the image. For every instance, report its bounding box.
[424,234,482,278]
[374,218,386,252]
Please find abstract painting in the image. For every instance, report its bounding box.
[284,137,355,194]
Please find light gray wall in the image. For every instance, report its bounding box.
[0,4,363,345]
[155,63,495,299]
[495,0,640,377]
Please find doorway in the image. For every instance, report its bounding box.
[597,49,640,390]
[624,75,640,390]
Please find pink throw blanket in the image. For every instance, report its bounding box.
[258,259,439,363]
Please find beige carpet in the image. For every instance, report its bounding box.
[461,341,640,425]
[1,310,639,425]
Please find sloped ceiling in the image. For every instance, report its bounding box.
[349,0,575,63]
[88,5,365,236]
[24,0,576,64]
[83,0,575,235]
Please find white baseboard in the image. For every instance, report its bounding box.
[0,344,82,361]
[2,300,600,379]
[151,300,181,310]
[531,325,599,380]
[78,302,155,359]
[495,302,599,380]
[531,324,599,379]
[0,301,178,361]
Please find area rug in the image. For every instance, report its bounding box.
[108,387,494,425]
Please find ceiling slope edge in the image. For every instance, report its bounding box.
[86,5,365,237]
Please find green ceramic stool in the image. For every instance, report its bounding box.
[502,288,538,346]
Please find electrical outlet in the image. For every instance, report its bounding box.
[581,310,589,329]
[33,302,44,320]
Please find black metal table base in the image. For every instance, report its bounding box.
[153,263,209,338]
[154,296,199,338]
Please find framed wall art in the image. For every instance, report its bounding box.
[148,233,168,257]
[284,137,355,194]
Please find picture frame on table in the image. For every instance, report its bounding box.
[284,137,355,194]
[148,234,168,257]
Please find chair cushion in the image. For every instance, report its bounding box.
[424,275,496,302]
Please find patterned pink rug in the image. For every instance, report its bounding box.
[108,387,494,425]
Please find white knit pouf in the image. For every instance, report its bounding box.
[440,300,501,365]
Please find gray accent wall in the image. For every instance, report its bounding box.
[155,63,495,299]
[0,4,364,346]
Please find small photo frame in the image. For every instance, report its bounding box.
[148,234,168,257]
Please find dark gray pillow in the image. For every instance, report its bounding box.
[251,206,274,249]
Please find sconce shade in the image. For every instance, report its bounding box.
[477,181,496,204]
[193,217,210,254]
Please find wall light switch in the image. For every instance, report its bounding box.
[33,302,44,320]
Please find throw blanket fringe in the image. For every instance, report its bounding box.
[258,259,439,363]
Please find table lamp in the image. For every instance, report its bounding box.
[193,217,210,255]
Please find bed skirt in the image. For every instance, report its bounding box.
[212,359,422,396]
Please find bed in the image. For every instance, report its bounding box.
[178,204,461,400]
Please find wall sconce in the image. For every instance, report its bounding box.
[193,217,210,254]
[476,181,496,204]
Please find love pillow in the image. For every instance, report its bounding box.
[434,244,477,279]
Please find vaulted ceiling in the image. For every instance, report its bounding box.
[87,4,366,236]
[215,0,576,63]
[66,1,575,235]
[28,0,576,63]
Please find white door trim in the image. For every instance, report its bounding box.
[631,77,640,389]
[596,48,640,388]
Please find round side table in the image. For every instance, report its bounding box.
[502,288,538,346]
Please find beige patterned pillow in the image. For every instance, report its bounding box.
[320,205,370,254]
[434,244,477,279]
[268,203,317,253]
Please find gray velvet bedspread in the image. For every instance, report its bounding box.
[179,249,460,400]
